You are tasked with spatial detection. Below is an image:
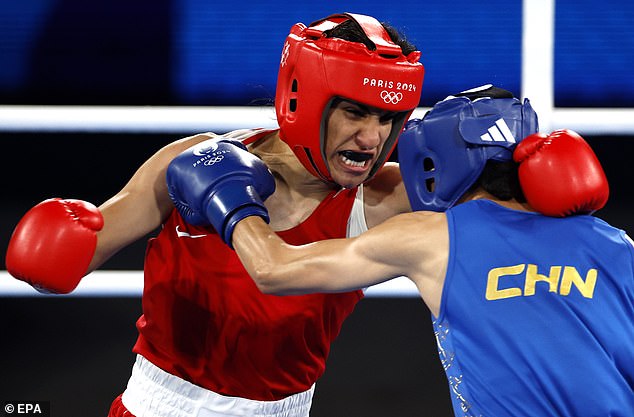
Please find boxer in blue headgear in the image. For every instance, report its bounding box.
[219,85,628,417]
[398,84,538,211]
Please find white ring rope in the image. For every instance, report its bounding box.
[1,106,633,136]
[0,271,420,298]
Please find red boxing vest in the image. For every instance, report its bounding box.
[133,188,363,400]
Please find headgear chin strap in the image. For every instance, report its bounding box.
[275,13,425,183]
[398,84,539,212]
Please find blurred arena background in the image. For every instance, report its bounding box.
[1,0,633,416]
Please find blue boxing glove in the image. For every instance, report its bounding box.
[166,138,275,247]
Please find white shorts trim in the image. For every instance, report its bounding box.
[121,355,314,417]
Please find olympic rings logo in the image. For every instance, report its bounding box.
[204,155,225,166]
[380,91,403,104]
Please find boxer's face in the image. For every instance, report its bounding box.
[324,99,396,189]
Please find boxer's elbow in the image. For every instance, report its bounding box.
[249,265,278,294]
[250,260,305,295]
[241,241,312,295]
[247,259,287,295]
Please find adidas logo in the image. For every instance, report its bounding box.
[480,118,516,143]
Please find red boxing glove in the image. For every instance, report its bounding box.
[513,129,609,217]
[6,198,104,294]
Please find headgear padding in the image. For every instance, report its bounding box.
[275,13,425,182]
[398,85,539,212]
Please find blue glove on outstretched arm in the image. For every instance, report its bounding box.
[166,138,276,247]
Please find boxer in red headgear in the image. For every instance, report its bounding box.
[276,13,423,182]
[7,13,424,417]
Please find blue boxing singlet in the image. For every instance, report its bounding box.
[434,199,634,417]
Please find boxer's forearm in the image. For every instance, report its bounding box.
[232,216,399,295]
[233,216,317,294]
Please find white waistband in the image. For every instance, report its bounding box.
[121,355,314,417]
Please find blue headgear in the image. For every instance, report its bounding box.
[398,85,539,212]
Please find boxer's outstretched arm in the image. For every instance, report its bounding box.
[232,211,448,303]
[92,133,215,270]
[6,132,214,293]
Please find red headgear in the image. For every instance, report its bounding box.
[275,13,425,182]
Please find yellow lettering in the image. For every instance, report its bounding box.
[486,264,525,300]
[524,264,560,296]
[559,266,597,298]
